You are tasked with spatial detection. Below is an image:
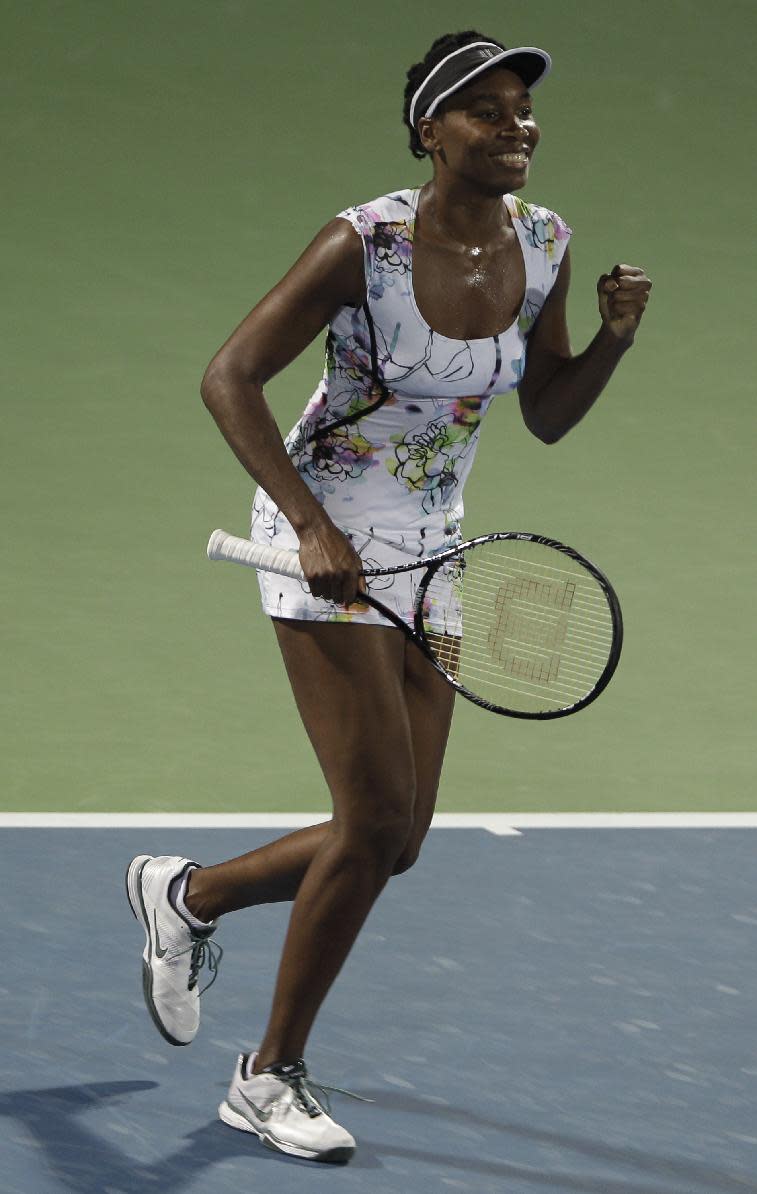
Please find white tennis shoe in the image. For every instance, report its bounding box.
[218,1052,357,1164]
[125,854,222,1046]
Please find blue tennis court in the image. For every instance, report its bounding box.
[3,822,757,1193]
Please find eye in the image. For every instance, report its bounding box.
[476,106,534,121]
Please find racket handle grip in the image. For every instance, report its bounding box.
[207,530,305,580]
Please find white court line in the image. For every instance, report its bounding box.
[2,813,757,836]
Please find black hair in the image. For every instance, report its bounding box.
[402,30,507,160]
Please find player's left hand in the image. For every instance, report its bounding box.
[597,264,652,344]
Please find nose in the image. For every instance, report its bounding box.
[496,111,528,135]
[494,115,531,150]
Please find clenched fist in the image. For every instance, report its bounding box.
[597,264,652,344]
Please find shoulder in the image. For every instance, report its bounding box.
[275,217,365,310]
[331,189,415,299]
[509,194,573,252]
[336,188,415,234]
[300,216,365,274]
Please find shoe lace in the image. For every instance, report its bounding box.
[275,1061,375,1118]
[174,931,224,995]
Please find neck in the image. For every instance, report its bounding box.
[418,176,511,248]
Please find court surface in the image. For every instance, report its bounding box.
[3,822,757,1194]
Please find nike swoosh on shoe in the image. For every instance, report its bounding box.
[239,1090,274,1122]
[153,910,168,959]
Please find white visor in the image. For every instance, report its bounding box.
[410,42,552,129]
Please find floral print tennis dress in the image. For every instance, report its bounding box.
[250,186,572,627]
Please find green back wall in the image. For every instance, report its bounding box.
[4,1,754,810]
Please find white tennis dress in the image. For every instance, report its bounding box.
[250,186,572,628]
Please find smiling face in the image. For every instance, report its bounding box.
[417,67,541,194]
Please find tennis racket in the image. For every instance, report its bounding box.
[206,529,623,720]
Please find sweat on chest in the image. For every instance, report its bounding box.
[411,237,527,341]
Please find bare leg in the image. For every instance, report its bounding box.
[392,633,456,872]
[185,823,329,921]
[252,618,417,1069]
[185,629,456,920]
[181,616,456,1074]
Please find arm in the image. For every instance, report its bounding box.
[200,217,368,604]
[518,247,652,444]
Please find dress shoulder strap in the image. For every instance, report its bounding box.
[306,192,413,443]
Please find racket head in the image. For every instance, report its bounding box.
[413,532,623,719]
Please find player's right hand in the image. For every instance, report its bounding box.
[297,519,367,607]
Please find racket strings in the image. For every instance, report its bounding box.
[422,543,615,714]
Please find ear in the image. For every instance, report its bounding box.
[417,116,442,156]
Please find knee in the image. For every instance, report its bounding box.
[391,802,436,874]
[337,798,415,871]
[391,834,423,876]
[365,812,415,868]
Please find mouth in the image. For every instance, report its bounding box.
[490,151,529,167]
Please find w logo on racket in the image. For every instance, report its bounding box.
[207,529,623,720]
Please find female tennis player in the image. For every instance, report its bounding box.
[127,30,651,1163]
